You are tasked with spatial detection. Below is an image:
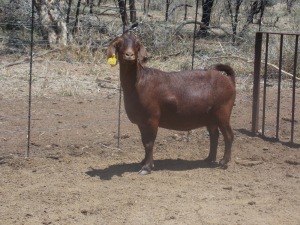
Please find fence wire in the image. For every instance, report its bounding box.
[0,0,299,157]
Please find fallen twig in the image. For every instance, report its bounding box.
[99,143,121,151]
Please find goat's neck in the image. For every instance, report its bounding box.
[119,61,141,93]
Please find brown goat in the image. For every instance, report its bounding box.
[107,33,236,174]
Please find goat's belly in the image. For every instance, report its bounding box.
[159,114,210,131]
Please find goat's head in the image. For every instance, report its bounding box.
[107,33,147,66]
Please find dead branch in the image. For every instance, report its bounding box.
[0,49,61,69]
[149,51,182,61]
[202,54,300,81]
[175,20,203,34]
[208,25,245,41]
[169,4,192,18]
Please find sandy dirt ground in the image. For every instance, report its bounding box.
[0,61,299,225]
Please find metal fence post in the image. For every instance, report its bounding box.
[252,32,263,134]
[291,35,299,143]
[276,34,284,140]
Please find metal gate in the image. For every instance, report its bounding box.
[252,31,299,146]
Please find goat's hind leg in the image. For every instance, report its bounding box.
[219,124,234,168]
[205,125,219,164]
[138,122,158,175]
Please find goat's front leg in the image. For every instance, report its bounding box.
[138,121,158,175]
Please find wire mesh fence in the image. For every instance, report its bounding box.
[0,0,299,157]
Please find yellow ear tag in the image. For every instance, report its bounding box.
[108,54,117,66]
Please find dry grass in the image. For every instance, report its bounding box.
[0,1,299,99]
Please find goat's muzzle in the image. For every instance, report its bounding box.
[124,50,136,61]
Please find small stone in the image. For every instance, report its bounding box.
[121,134,130,139]
[172,134,181,141]
[248,201,256,205]
[45,145,52,149]
[167,215,176,220]
[81,210,88,215]
[223,186,233,191]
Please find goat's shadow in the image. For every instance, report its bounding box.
[86,159,218,180]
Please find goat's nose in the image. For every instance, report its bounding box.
[125,51,134,57]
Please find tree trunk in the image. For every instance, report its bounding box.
[286,0,296,13]
[197,0,214,37]
[247,0,259,24]
[118,0,129,26]
[226,0,243,44]
[143,0,150,16]
[165,0,170,21]
[89,0,94,14]
[246,0,265,24]
[66,0,72,24]
[34,0,68,48]
[129,0,136,23]
[240,0,266,35]
[184,0,188,20]
[73,0,81,34]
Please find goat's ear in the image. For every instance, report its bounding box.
[107,37,122,62]
[138,44,148,65]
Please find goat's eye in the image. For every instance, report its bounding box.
[116,40,123,49]
[137,44,141,50]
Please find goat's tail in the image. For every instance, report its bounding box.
[213,64,235,85]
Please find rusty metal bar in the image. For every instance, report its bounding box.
[276,34,284,140]
[262,33,269,137]
[253,32,299,145]
[27,0,35,157]
[291,35,299,143]
[257,31,300,36]
[252,32,263,134]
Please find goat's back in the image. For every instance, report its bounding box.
[138,66,235,105]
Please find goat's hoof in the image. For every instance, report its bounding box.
[138,165,152,175]
[219,159,229,169]
[138,169,151,175]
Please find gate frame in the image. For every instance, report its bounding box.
[252,31,299,145]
